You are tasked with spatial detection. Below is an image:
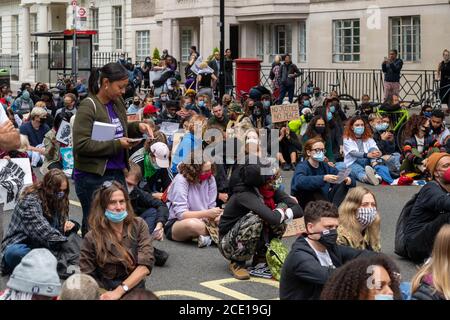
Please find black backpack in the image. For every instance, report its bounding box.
[394,193,419,257]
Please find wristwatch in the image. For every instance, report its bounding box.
[121,283,129,293]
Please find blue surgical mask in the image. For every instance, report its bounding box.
[423,111,432,118]
[105,210,128,224]
[312,151,325,162]
[263,101,271,108]
[374,294,394,300]
[56,191,65,199]
[375,123,389,132]
[198,101,205,108]
[330,106,336,113]
[354,127,365,136]
[160,96,168,102]
[327,111,333,121]
[303,100,311,107]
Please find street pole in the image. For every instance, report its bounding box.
[72,1,78,84]
[219,0,225,102]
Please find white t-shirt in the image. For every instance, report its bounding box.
[306,238,335,267]
[415,135,424,153]
[0,104,8,124]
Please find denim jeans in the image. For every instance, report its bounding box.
[140,208,158,233]
[338,159,394,184]
[74,169,126,237]
[2,243,31,272]
[384,153,401,175]
[277,84,295,104]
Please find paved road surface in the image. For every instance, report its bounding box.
[1,169,419,299]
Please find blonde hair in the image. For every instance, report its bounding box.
[199,61,208,69]
[411,224,450,299]
[35,101,46,109]
[338,186,381,251]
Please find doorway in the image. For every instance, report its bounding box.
[229,25,239,59]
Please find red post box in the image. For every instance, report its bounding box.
[234,58,262,101]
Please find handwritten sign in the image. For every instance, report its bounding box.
[283,218,306,238]
[270,104,299,123]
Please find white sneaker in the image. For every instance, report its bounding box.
[375,174,383,183]
[364,166,379,186]
[198,235,212,248]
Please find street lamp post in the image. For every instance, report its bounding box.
[219,0,225,101]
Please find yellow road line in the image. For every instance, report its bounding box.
[153,290,221,300]
[200,277,279,300]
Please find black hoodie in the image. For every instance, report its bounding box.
[218,163,303,236]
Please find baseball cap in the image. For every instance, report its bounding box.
[150,142,170,168]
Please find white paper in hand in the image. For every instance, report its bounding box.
[334,168,352,184]
[91,121,116,141]
[56,120,72,145]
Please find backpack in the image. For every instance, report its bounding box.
[266,238,289,281]
[394,192,419,257]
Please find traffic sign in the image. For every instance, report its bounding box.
[71,0,77,6]
[78,7,86,18]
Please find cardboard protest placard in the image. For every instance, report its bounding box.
[283,218,306,238]
[0,158,33,211]
[56,120,72,145]
[270,104,300,123]
[127,113,142,122]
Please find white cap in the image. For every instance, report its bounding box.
[301,107,312,115]
[150,142,170,168]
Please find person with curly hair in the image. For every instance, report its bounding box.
[320,254,402,300]
[165,152,222,248]
[400,114,443,176]
[411,224,450,300]
[337,187,381,252]
[79,180,154,300]
[1,169,75,274]
[340,116,393,185]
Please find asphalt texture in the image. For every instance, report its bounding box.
[0,169,419,300]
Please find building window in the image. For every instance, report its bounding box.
[90,8,99,51]
[11,15,19,54]
[30,13,38,68]
[256,24,264,61]
[136,31,150,62]
[181,28,192,63]
[268,24,292,61]
[113,6,122,50]
[390,16,421,62]
[0,18,2,53]
[333,19,360,62]
[298,20,306,62]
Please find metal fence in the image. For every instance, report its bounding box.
[260,66,437,103]
[92,52,129,68]
[0,54,20,80]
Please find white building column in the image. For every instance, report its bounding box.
[162,19,172,53]
[37,3,49,55]
[172,19,180,61]
[199,17,203,57]
[20,4,31,80]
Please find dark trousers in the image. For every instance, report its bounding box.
[406,212,450,262]
[48,161,63,170]
[74,169,126,237]
[277,84,295,104]
[294,182,350,210]
[140,208,158,233]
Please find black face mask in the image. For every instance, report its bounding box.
[433,125,442,134]
[314,92,320,97]
[309,229,338,248]
[315,126,326,134]
[254,109,262,117]
[305,114,314,122]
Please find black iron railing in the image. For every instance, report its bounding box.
[0,54,20,80]
[92,52,129,68]
[260,66,437,103]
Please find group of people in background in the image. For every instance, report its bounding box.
[0,47,450,301]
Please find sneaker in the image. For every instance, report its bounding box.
[290,163,297,171]
[154,248,169,267]
[229,262,250,280]
[248,263,272,279]
[364,166,379,185]
[282,163,291,171]
[198,235,212,248]
[375,174,383,183]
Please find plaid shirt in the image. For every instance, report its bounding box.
[1,193,67,253]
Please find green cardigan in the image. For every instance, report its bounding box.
[73,94,141,176]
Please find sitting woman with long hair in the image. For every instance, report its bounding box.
[79,181,154,300]
[411,224,450,300]
[400,114,443,176]
[302,115,336,163]
[337,186,381,252]
[1,169,74,274]
[165,152,222,248]
[341,116,393,185]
